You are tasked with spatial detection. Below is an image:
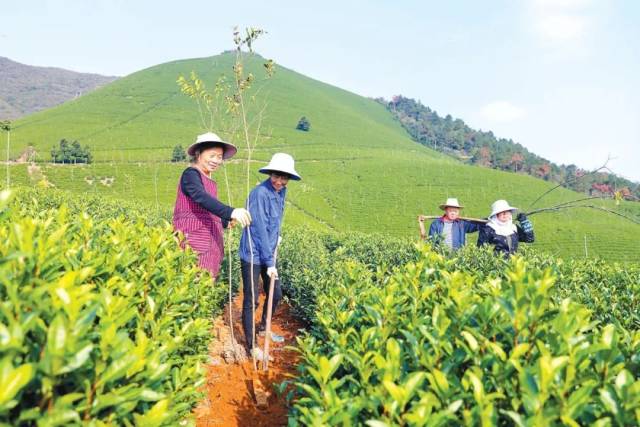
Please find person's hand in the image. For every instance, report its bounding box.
[267,266,278,278]
[231,208,252,227]
[418,215,426,223]
[517,213,533,233]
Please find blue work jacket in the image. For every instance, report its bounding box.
[239,179,286,267]
[428,217,479,250]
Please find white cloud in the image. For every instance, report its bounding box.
[535,13,588,42]
[533,0,592,9]
[479,101,526,123]
[529,0,592,43]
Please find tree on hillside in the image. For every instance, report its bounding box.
[510,152,524,172]
[536,163,551,180]
[380,95,640,200]
[473,146,492,167]
[51,139,92,164]
[171,145,187,162]
[296,116,311,132]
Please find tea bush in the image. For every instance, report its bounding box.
[288,246,640,425]
[279,230,639,330]
[445,245,640,330]
[278,229,417,324]
[0,189,227,426]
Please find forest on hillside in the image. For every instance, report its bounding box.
[379,95,640,201]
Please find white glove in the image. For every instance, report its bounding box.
[277,235,282,246]
[231,208,252,227]
[267,266,278,278]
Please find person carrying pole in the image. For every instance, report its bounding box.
[419,198,480,250]
[173,132,252,278]
[477,199,534,256]
[238,153,301,362]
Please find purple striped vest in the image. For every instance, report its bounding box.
[172,170,224,277]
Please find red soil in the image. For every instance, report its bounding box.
[194,293,305,427]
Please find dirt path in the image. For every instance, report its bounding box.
[194,292,305,426]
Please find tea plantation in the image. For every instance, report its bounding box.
[2,50,640,425]
[3,52,640,262]
[278,231,640,425]
[2,186,639,425]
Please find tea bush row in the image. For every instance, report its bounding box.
[0,189,226,426]
[279,232,639,330]
[286,246,640,425]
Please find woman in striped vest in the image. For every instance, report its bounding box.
[173,132,252,278]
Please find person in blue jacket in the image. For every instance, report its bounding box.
[419,198,479,250]
[239,153,301,362]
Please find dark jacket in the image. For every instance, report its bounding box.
[477,222,534,256]
[428,218,479,250]
[180,167,234,228]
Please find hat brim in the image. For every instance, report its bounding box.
[489,207,518,217]
[187,140,238,160]
[259,168,301,181]
[439,204,464,210]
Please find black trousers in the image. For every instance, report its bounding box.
[241,260,282,350]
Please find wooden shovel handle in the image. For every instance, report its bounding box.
[262,272,277,371]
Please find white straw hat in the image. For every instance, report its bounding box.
[489,199,518,217]
[259,153,301,181]
[439,198,464,210]
[186,132,238,159]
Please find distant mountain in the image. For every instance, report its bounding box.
[0,57,118,119]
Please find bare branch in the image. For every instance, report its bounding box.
[527,156,613,209]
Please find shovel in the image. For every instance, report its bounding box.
[262,271,277,371]
[251,245,279,408]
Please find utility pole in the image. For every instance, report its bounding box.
[584,235,588,258]
[1,121,11,188]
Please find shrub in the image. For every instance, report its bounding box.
[50,139,92,164]
[171,145,187,163]
[0,189,226,426]
[278,229,417,324]
[288,246,640,425]
[296,116,310,132]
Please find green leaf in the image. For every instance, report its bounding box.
[140,389,166,402]
[133,399,170,427]
[0,363,34,406]
[501,410,526,427]
[601,324,615,348]
[430,369,449,394]
[461,331,478,352]
[383,380,406,405]
[59,344,93,374]
[599,386,620,416]
[47,315,67,356]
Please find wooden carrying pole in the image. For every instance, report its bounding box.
[418,215,488,223]
[418,215,488,239]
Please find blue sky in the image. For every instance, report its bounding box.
[3,0,639,181]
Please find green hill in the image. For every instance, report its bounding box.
[3,52,639,262]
